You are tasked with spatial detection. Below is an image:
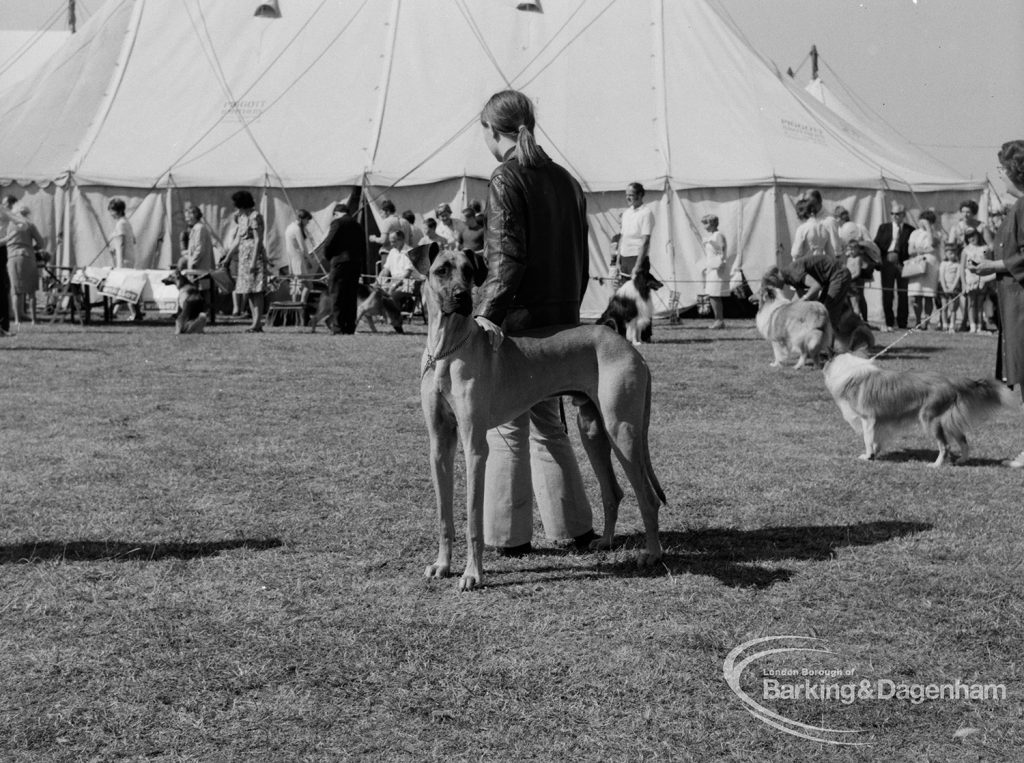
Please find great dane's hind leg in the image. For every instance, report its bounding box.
[424,397,458,581]
[575,399,624,551]
[601,391,664,568]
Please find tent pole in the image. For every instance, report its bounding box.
[810,45,818,80]
[62,177,74,269]
[163,177,174,269]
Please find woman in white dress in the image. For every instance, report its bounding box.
[906,210,941,329]
[701,214,728,329]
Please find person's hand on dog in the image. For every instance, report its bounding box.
[474,316,504,350]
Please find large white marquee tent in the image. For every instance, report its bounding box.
[0,0,983,316]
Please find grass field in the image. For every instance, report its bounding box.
[1,315,1022,761]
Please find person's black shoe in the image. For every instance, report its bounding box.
[571,529,599,552]
[495,542,532,558]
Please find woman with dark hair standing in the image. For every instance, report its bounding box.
[473,89,596,556]
[224,190,269,332]
[969,140,1024,467]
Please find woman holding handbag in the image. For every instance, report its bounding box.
[905,210,940,329]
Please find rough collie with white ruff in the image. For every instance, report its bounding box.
[755,285,832,368]
[597,266,663,345]
[823,352,1016,466]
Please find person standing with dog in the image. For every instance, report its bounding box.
[319,201,365,335]
[224,190,269,333]
[182,204,216,324]
[969,139,1024,468]
[873,201,915,332]
[612,182,653,279]
[0,201,44,326]
[473,89,597,556]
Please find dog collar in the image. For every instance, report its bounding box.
[422,332,472,377]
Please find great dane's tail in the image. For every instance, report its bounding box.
[643,370,667,506]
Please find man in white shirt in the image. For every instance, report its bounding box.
[612,182,654,277]
[284,209,319,300]
[378,229,424,311]
[369,199,414,264]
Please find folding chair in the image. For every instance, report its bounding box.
[265,276,306,328]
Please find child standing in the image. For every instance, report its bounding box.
[844,240,875,320]
[938,243,962,332]
[960,227,994,333]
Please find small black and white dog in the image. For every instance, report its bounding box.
[597,262,663,345]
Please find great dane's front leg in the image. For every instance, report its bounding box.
[423,395,458,580]
[459,422,489,591]
[575,400,623,551]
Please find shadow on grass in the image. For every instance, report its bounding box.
[0,538,283,564]
[0,346,106,353]
[652,336,756,346]
[502,520,931,589]
[876,448,1006,467]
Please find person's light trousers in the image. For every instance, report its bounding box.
[483,397,593,547]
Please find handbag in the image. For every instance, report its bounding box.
[900,257,927,279]
[730,269,753,301]
[705,252,725,270]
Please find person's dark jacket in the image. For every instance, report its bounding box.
[320,212,365,264]
[873,221,915,264]
[474,147,589,333]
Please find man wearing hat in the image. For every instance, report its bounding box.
[873,201,915,331]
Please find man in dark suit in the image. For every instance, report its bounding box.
[873,201,915,331]
[318,202,365,334]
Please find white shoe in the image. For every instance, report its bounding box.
[1004,452,1024,468]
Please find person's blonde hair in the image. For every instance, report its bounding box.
[481,89,543,168]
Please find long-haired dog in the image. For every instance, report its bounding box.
[161,269,207,334]
[823,352,1016,466]
[597,263,663,345]
[755,284,832,368]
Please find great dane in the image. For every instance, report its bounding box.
[421,249,666,591]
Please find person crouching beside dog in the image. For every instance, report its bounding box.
[377,229,424,313]
[473,88,598,557]
[182,204,216,325]
[764,252,871,352]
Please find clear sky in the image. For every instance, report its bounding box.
[2,0,1021,194]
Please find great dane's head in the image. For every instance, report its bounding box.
[424,249,488,317]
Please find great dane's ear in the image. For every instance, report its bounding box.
[464,249,488,286]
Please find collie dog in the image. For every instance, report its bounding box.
[755,285,832,368]
[823,352,1016,466]
[597,265,663,345]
